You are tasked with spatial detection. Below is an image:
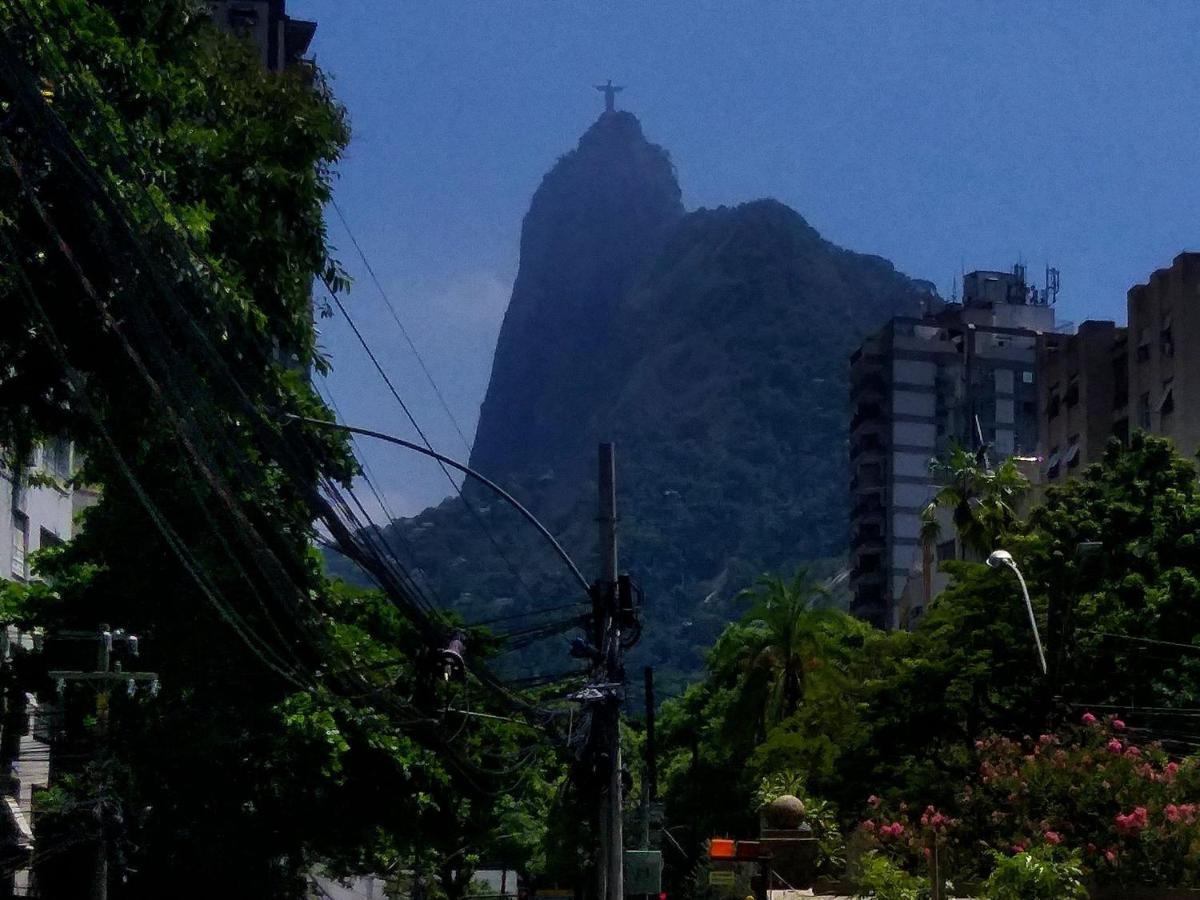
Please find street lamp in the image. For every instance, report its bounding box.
[987,549,1048,676]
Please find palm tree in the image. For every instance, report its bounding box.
[711,571,849,734]
[920,445,1029,562]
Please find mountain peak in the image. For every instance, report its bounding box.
[469,111,684,477]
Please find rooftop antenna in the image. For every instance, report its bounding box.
[1045,265,1061,305]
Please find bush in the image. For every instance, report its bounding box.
[982,845,1086,899]
[853,852,929,900]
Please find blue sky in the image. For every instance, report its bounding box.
[294,0,1200,516]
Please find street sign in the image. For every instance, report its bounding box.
[624,850,662,894]
[707,871,735,888]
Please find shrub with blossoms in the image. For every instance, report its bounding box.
[854,714,1200,888]
[948,714,1199,886]
[854,795,962,883]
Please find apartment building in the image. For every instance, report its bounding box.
[1037,321,1128,484]
[1033,252,1200,485]
[849,268,1054,629]
[206,0,316,72]
[0,442,74,584]
[1128,253,1200,458]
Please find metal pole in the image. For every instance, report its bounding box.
[644,667,656,805]
[1006,561,1047,676]
[598,443,623,900]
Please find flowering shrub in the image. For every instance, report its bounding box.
[855,799,961,883]
[959,714,1200,887]
[854,714,1200,888]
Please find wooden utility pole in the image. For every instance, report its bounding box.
[596,443,623,900]
[47,627,158,900]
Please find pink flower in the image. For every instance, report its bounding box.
[1082,711,1097,725]
[861,820,876,833]
[1011,841,1027,854]
[867,795,880,808]
[1044,831,1062,845]
[1115,806,1149,835]
[1165,804,1182,824]
[923,847,931,860]
[1105,848,1118,863]
[1124,746,1141,758]
[1112,718,1126,731]
[1106,739,1123,754]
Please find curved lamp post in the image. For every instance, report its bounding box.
[987,549,1048,676]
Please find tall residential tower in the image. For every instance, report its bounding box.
[849,267,1055,629]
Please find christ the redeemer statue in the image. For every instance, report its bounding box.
[595,79,624,113]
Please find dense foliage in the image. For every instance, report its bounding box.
[0,2,563,896]
[659,435,1200,895]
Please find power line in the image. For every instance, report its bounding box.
[0,5,576,757]
[324,285,550,610]
[329,196,475,458]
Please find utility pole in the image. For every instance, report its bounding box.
[47,626,158,900]
[640,667,656,900]
[596,443,623,900]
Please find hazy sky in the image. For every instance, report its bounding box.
[294,0,1200,517]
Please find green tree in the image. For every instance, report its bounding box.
[0,2,567,896]
[921,446,1029,560]
[710,571,844,733]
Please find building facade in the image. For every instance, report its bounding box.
[0,442,74,584]
[1034,252,1200,485]
[1128,253,1200,459]
[206,0,316,72]
[1036,321,1128,484]
[849,268,1054,629]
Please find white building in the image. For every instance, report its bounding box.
[1,440,74,583]
[848,268,1056,629]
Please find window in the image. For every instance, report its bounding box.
[1139,392,1152,430]
[10,511,27,580]
[1112,418,1130,445]
[228,7,259,29]
[1112,353,1129,409]
[936,539,956,563]
[1044,446,1061,481]
[1066,436,1081,469]
[1065,375,1080,407]
[1160,378,1175,429]
[1022,370,1034,384]
[44,438,71,483]
[1161,313,1174,357]
[1047,384,1061,419]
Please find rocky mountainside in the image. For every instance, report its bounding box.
[368,110,933,689]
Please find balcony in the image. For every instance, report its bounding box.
[851,529,886,551]
[853,372,887,397]
[850,403,884,432]
[851,497,886,519]
[850,435,886,460]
